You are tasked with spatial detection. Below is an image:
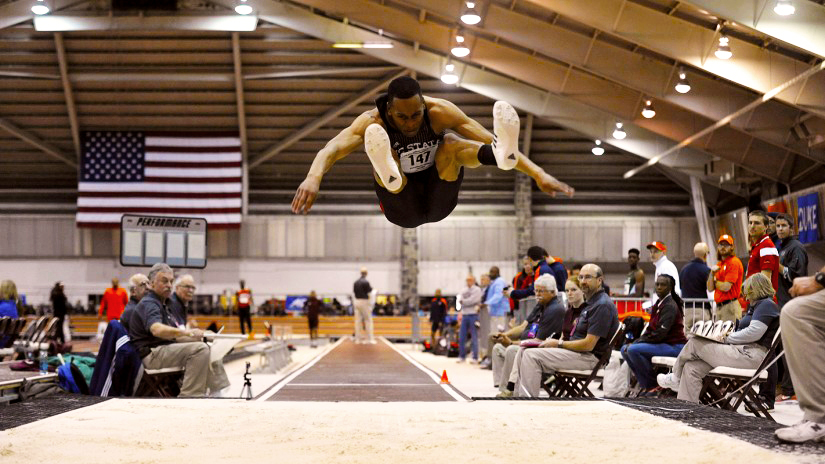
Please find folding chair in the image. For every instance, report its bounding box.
[699,327,782,421]
[544,323,625,398]
[134,365,185,397]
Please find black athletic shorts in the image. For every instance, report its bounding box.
[374,164,463,228]
[431,321,443,334]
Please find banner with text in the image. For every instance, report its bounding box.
[797,192,821,244]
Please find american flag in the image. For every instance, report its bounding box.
[76,131,243,228]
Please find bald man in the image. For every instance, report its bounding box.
[680,242,712,328]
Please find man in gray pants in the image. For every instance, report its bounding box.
[774,267,825,443]
[516,264,619,397]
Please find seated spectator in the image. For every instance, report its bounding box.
[120,273,149,334]
[657,273,780,403]
[491,274,565,398]
[516,264,620,397]
[169,274,197,328]
[129,263,227,397]
[774,265,825,443]
[0,280,21,319]
[621,274,687,396]
[562,277,586,340]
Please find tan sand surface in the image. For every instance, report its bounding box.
[0,399,813,463]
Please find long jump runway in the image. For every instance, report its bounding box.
[260,338,464,402]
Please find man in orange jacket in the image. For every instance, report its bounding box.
[99,277,129,321]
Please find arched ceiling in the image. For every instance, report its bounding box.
[1,0,824,217]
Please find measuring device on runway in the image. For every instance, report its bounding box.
[120,214,207,268]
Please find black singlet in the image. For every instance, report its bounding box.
[373,94,463,228]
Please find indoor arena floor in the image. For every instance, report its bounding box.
[0,337,823,463]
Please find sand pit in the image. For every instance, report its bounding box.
[0,399,814,463]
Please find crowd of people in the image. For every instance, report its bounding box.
[433,210,823,444]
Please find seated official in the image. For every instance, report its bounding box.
[129,263,226,398]
[562,277,586,341]
[774,266,825,443]
[657,273,780,403]
[169,274,197,329]
[621,274,687,396]
[516,264,620,397]
[492,274,565,398]
[120,273,149,334]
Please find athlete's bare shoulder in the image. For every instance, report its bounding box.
[349,108,384,134]
[423,96,465,130]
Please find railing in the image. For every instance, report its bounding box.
[518,296,716,325]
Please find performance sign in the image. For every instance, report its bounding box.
[797,192,821,244]
[120,214,207,268]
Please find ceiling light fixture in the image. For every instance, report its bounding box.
[332,42,393,49]
[31,0,49,15]
[612,122,626,140]
[641,99,656,119]
[674,67,691,94]
[715,35,732,60]
[235,0,252,15]
[591,140,604,156]
[451,32,470,58]
[774,0,795,15]
[460,2,481,25]
[441,62,459,84]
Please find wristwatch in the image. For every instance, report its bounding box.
[816,272,825,288]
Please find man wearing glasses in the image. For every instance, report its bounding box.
[516,264,619,397]
[120,273,150,333]
[170,274,197,329]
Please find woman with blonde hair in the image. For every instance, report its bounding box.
[657,273,780,403]
[0,280,21,319]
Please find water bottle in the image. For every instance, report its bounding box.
[39,349,48,375]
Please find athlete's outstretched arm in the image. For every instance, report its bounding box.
[514,154,574,197]
[435,99,574,198]
[292,112,374,214]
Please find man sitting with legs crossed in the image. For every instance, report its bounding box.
[516,264,619,397]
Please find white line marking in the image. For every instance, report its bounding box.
[286,383,436,387]
[255,336,347,402]
[380,338,467,402]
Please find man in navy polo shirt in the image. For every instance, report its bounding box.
[516,263,619,397]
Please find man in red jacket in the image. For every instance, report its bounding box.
[99,277,128,321]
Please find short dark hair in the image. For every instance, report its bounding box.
[776,212,794,229]
[526,246,545,261]
[387,76,422,105]
[628,248,640,256]
[749,210,770,227]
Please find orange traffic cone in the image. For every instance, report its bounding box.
[440,370,450,384]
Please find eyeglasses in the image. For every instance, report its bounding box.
[535,288,553,294]
[578,274,599,281]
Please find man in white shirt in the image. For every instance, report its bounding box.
[647,241,681,302]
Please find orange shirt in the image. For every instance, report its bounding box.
[99,287,129,320]
[713,255,744,303]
